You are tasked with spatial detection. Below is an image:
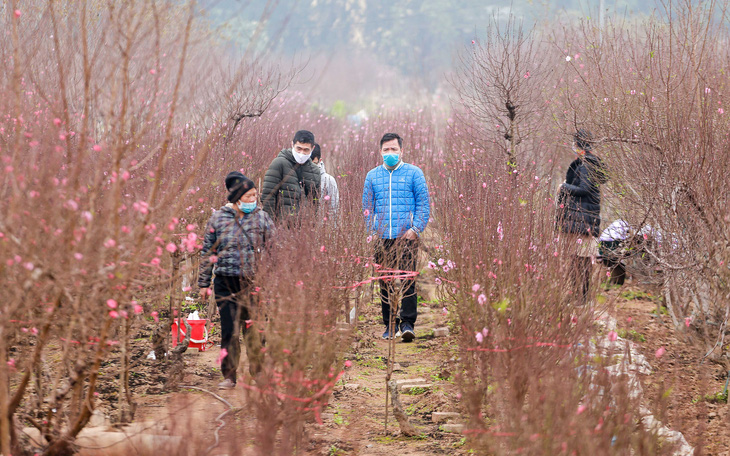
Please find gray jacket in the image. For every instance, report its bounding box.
[319,161,339,218]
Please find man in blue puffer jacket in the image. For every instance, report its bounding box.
[362,133,430,342]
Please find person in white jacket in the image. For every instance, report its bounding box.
[311,143,339,219]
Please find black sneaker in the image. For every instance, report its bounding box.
[400,323,415,342]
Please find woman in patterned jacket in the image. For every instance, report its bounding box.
[199,171,275,389]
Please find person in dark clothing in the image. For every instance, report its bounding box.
[556,129,607,305]
[261,130,321,224]
[199,172,276,389]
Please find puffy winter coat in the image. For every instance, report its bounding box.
[261,148,321,221]
[362,162,430,239]
[198,205,275,288]
[556,152,606,237]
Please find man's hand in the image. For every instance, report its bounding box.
[403,229,418,241]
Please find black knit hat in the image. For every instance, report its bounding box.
[574,129,593,152]
[225,171,256,203]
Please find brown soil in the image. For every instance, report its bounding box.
[77,276,730,455]
[606,282,730,456]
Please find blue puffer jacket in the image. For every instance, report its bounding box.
[362,162,430,239]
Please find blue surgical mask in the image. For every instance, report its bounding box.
[238,201,257,213]
[383,153,400,167]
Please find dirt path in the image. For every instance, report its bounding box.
[128,286,469,455]
[123,278,730,455]
[305,302,467,455]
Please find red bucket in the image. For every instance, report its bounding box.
[171,318,210,352]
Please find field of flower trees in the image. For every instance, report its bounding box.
[2,0,730,455]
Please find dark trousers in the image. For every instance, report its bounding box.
[374,238,418,329]
[214,275,263,383]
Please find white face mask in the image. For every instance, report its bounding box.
[293,151,311,164]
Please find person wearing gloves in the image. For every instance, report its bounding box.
[261,130,321,224]
[199,171,276,389]
[556,129,607,305]
[362,133,430,342]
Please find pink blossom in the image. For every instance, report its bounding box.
[109,310,119,319]
[295,280,304,287]
[437,258,444,266]
[577,404,587,415]
[133,303,143,314]
[427,261,436,269]
[320,245,326,252]
[104,239,116,248]
[93,144,102,152]
[685,317,691,327]
[166,242,177,253]
[64,200,78,211]
[150,257,161,266]
[151,311,159,322]
[442,307,448,316]
[107,299,118,309]
[363,209,369,216]
[7,358,15,369]
[472,284,481,292]
[719,108,725,114]
[655,347,666,358]
[14,9,21,18]
[324,195,331,201]
[132,201,149,214]
[478,294,487,305]
[208,255,218,264]
[121,170,130,181]
[475,332,484,343]
[345,360,352,368]
[608,330,618,342]
[366,235,372,243]
[23,262,34,271]
[53,118,61,126]
[434,277,442,285]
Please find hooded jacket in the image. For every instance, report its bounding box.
[261,148,321,221]
[362,161,430,239]
[556,152,606,237]
[318,161,340,217]
[198,205,275,288]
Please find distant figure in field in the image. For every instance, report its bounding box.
[556,129,607,306]
[311,143,339,220]
[261,130,321,224]
[362,133,430,342]
[199,172,275,389]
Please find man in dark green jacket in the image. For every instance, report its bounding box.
[261,130,321,223]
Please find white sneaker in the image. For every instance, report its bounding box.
[218,378,236,390]
[395,328,403,338]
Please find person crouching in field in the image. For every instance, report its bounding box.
[556,130,607,306]
[199,172,275,389]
